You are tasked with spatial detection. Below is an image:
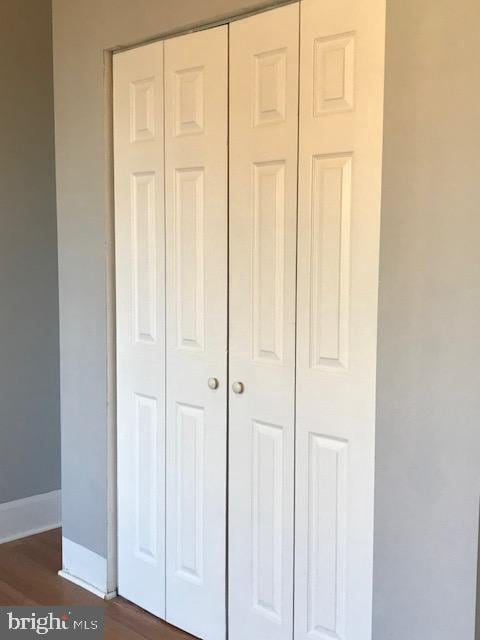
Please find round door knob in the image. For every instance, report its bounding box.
[232,381,244,394]
[208,377,219,390]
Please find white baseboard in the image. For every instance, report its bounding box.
[60,536,117,600]
[58,570,117,600]
[0,490,61,544]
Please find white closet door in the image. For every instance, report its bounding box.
[164,26,228,640]
[114,41,166,617]
[229,6,299,640]
[295,0,386,639]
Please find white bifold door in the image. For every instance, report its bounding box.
[114,41,166,618]
[114,2,385,638]
[294,1,385,638]
[114,27,228,640]
[229,4,299,640]
[164,26,228,640]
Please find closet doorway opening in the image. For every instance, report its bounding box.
[112,1,385,638]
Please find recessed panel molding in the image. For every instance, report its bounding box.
[134,393,158,562]
[132,172,157,343]
[254,49,287,126]
[130,77,156,142]
[252,420,284,620]
[252,161,286,364]
[307,434,347,640]
[174,168,205,351]
[175,66,205,136]
[175,403,205,583]
[313,33,355,115]
[309,154,352,370]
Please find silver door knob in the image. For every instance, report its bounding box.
[208,377,219,390]
[232,381,244,394]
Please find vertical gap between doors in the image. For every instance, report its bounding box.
[292,1,302,637]
[225,21,231,640]
[162,45,168,618]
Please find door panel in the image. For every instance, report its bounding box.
[164,26,228,640]
[295,0,386,638]
[229,6,299,640]
[114,41,166,617]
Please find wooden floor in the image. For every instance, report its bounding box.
[0,529,195,640]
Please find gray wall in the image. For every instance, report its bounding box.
[0,0,60,504]
[373,0,480,638]
[52,0,288,559]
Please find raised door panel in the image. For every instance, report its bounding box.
[114,41,166,618]
[175,403,204,583]
[132,172,157,343]
[306,435,347,640]
[174,168,205,351]
[252,421,284,620]
[313,33,355,115]
[254,49,287,125]
[295,1,386,639]
[164,26,228,640]
[134,394,159,563]
[175,66,204,135]
[130,77,156,141]
[229,5,299,640]
[309,154,351,370]
[252,161,287,364]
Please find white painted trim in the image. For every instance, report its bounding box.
[104,48,118,597]
[61,536,117,599]
[0,490,61,544]
[58,570,117,600]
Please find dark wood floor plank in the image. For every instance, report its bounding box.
[0,579,37,606]
[0,529,195,640]
[13,535,65,572]
[106,597,195,640]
